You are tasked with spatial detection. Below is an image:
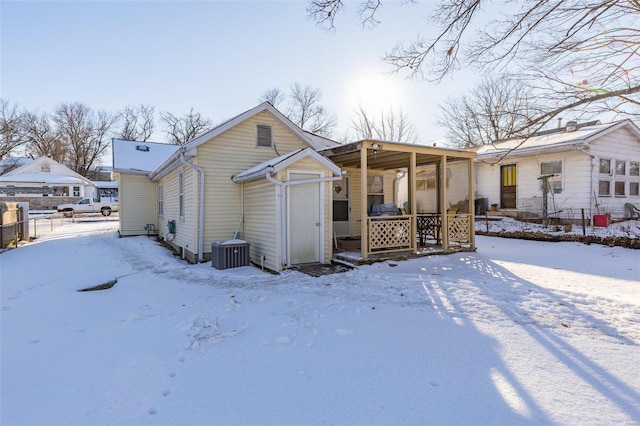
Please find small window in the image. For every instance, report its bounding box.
[540,160,562,175]
[41,163,50,172]
[598,180,610,196]
[599,159,611,174]
[367,175,384,211]
[73,186,80,196]
[158,184,164,216]
[615,160,626,176]
[630,161,639,177]
[178,170,184,218]
[615,181,626,196]
[630,182,639,196]
[256,125,272,147]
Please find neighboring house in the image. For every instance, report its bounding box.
[474,119,640,221]
[0,157,96,210]
[113,102,477,272]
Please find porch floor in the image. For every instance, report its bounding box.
[333,237,471,266]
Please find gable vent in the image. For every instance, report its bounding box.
[136,145,150,152]
[257,125,272,147]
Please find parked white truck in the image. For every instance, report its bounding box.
[56,198,119,216]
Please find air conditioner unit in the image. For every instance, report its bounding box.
[211,240,250,269]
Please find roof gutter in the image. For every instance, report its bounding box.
[179,150,205,263]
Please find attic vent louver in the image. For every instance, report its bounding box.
[136,145,150,152]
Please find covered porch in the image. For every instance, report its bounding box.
[321,140,477,261]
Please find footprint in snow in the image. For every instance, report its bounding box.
[335,329,354,336]
[162,389,171,397]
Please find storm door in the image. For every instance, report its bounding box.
[500,164,517,209]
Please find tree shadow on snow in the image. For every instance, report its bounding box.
[416,253,640,423]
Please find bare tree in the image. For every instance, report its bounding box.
[22,111,67,163]
[53,102,116,177]
[116,104,155,141]
[308,0,640,131]
[259,88,286,108]
[258,83,337,136]
[288,83,336,136]
[350,104,420,143]
[0,99,27,158]
[438,77,545,148]
[160,108,212,145]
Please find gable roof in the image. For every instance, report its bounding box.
[112,139,180,174]
[0,156,94,186]
[148,102,340,181]
[232,148,342,183]
[475,119,640,160]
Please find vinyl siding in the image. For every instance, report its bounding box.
[589,126,640,212]
[157,166,198,255]
[118,173,157,236]
[242,179,279,271]
[195,111,309,256]
[474,125,640,216]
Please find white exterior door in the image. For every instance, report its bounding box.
[289,172,321,265]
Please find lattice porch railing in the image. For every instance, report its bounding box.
[367,216,413,253]
[447,214,471,244]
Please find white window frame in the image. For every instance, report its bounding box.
[540,160,563,193]
[599,158,639,198]
[158,184,164,216]
[178,169,184,219]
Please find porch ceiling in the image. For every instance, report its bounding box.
[321,140,476,170]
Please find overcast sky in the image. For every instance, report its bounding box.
[1,0,480,148]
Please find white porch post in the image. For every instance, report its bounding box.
[468,157,476,249]
[360,144,369,260]
[409,151,417,251]
[441,155,448,250]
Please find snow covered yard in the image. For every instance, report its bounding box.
[1,220,639,425]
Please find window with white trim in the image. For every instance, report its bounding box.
[540,160,563,192]
[158,184,164,216]
[256,125,272,147]
[630,162,639,197]
[178,170,184,218]
[599,158,640,198]
[367,175,384,211]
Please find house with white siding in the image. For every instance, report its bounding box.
[0,156,97,210]
[473,119,640,222]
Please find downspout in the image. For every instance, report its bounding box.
[577,145,595,216]
[265,171,343,267]
[180,150,205,263]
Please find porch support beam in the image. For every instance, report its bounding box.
[360,146,369,260]
[409,151,417,251]
[441,154,448,250]
[468,157,476,249]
